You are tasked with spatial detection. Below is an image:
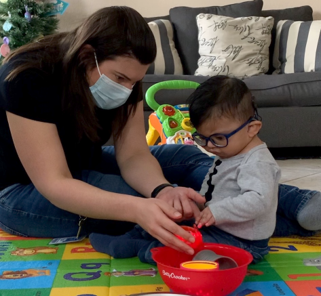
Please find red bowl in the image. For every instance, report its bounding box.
[151,243,253,296]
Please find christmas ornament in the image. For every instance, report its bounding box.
[24,5,31,22]
[46,0,69,16]
[0,37,11,57]
[0,0,59,56]
[3,12,12,32]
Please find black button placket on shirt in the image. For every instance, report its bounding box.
[205,159,222,202]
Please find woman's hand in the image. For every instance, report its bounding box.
[155,186,206,221]
[133,198,196,255]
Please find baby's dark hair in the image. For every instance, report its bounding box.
[187,76,256,129]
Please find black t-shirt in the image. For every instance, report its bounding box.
[0,58,114,190]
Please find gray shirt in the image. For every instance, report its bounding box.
[200,143,281,240]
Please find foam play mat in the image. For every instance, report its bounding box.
[1,228,321,296]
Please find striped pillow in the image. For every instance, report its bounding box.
[273,20,321,74]
[147,19,183,75]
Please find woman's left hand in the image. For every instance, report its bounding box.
[155,186,206,221]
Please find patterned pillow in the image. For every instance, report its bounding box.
[147,19,183,75]
[273,20,321,74]
[169,0,264,75]
[195,14,274,79]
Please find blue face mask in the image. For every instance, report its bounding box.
[89,53,132,110]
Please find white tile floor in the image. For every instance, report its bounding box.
[277,159,321,191]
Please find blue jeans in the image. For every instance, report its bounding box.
[0,145,317,238]
[0,145,211,237]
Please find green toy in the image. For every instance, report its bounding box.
[145,80,200,145]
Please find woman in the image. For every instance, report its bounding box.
[0,6,318,257]
[0,6,209,255]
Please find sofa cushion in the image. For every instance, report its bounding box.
[243,72,321,107]
[195,14,273,78]
[273,20,321,74]
[261,6,313,73]
[169,0,263,75]
[142,72,321,110]
[147,19,183,75]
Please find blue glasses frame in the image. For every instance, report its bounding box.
[192,115,260,148]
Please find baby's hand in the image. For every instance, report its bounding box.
[195,207,215,228]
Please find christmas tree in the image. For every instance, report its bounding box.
[0,0,59,57]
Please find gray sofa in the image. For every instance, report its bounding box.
[142,1,321,153]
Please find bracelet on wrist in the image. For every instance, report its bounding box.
[151,183,175,198]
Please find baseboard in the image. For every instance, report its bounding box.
[269,147,321,160]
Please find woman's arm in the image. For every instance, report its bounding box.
[7,111,138,220]
[114,101,205,218]
[6,111,196,254]
[114,101,168,196]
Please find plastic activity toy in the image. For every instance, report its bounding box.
[145,80,200,145]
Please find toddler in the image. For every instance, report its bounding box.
[90,75,281,264]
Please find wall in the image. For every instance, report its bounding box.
[58,0,321,31]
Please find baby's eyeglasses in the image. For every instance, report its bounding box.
[192,113,261,148]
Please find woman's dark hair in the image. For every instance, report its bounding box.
[4,6,156,142]
[187,75,255,129]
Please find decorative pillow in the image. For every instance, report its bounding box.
[169,0,264,75]
[273,20,321,74]
[261,6,313,73]
[195,14,274,79]
[146,19,183,75]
